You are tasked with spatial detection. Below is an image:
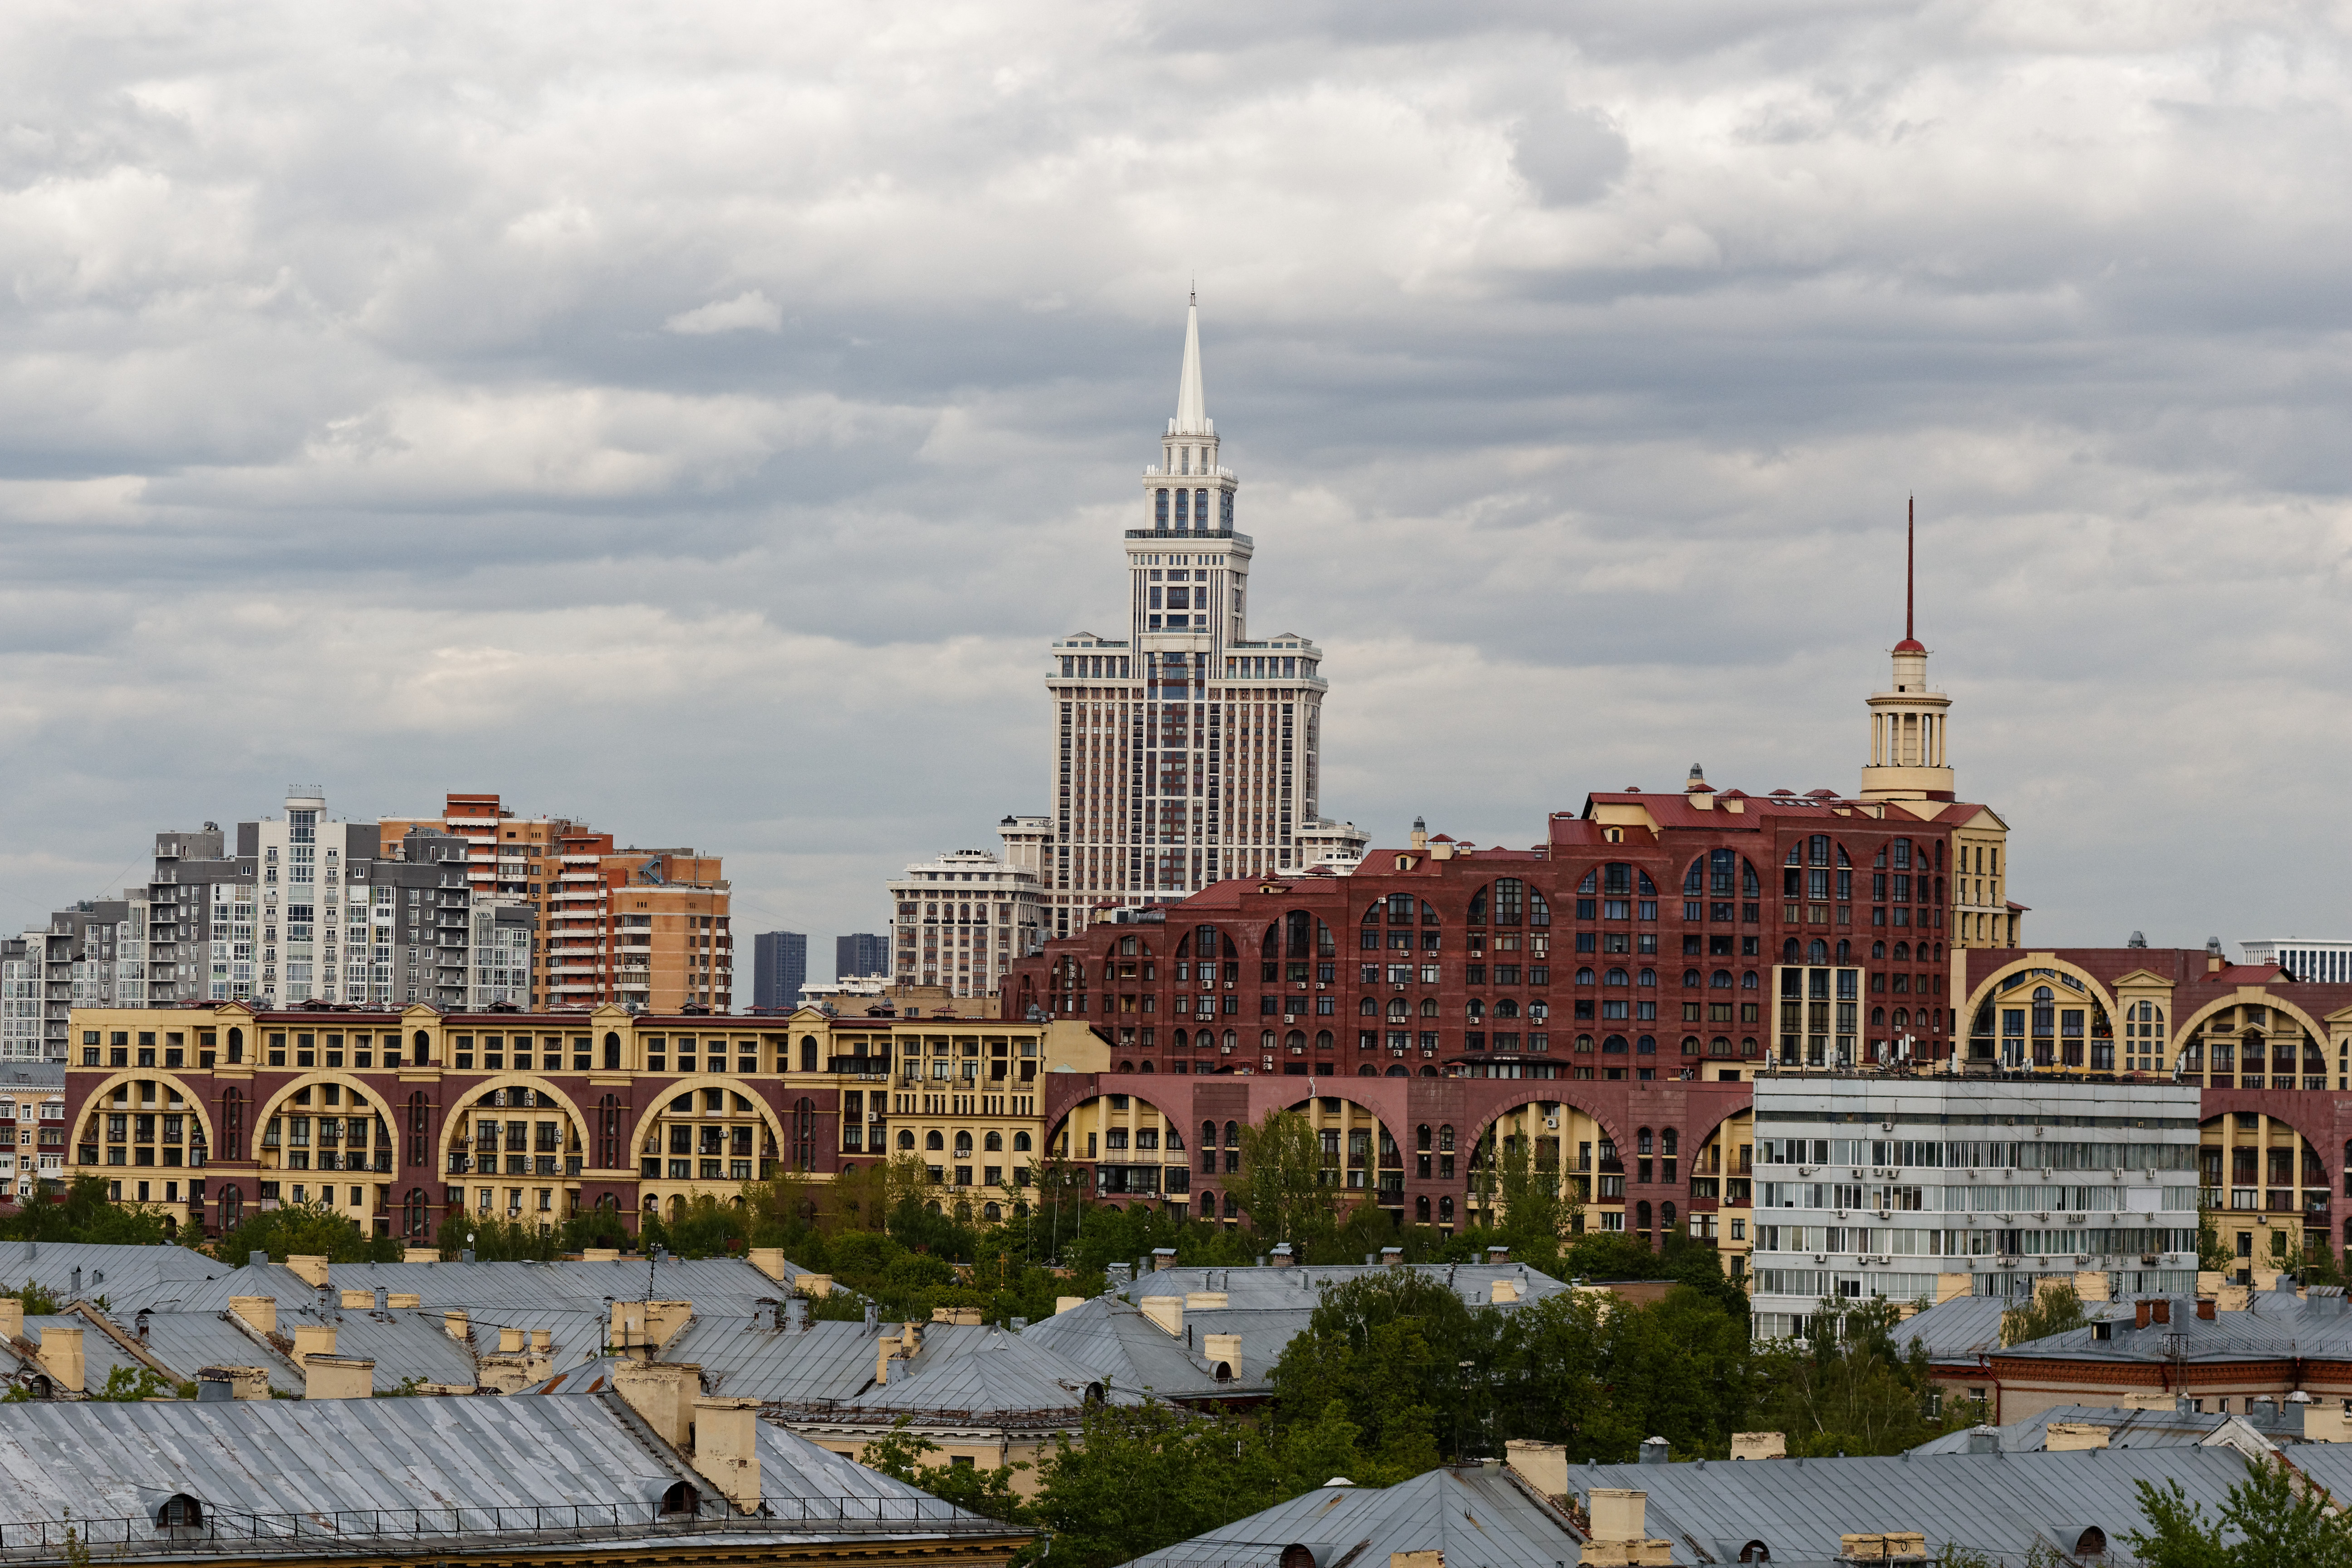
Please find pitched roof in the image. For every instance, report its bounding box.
[1907,1403,2296,1455]
[0,1243,229,1310]
[0,1391,1004,1555]
[1561,1447,2275,1564]
[1126,1463,1578,1568]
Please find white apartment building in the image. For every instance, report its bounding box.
[1746,1075,2203,1339]
[888,849,1044,999]
[1034,298,1366,939]
[2239,938,2352,985]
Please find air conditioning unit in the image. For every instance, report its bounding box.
[1882,1120,1895,1132]
[1851,1167,1863,1179]
[1283,1014,1296,1024]
[1813,1253,1828,1263]
[1877,1209,1891,1220]
[1544,1117,1558,1129]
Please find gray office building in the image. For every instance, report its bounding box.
[835,932,888,981]
[753,932,808,1011]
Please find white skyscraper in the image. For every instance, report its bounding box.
[1028,299,1364,939]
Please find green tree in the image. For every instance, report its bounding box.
[1999,1283,2089,1347]
[441,1215,563,1261]
[1237,1109,1336,1250]
[2199,1212,2233,1273]
[0,1174,168,1247]
[858,1418,1032,1525]
[2129,1455,2352,1568]
[1269,1268,1485,1464]
[212,1200,400,1264]
[1754,1297,1976,1456]
[91,1365,176,1402]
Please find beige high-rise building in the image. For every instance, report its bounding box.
[887,849,1042,1002]
[1033,298,1365,941]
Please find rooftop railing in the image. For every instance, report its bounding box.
[0,1495,1009,1562]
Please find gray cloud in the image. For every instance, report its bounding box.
[0,0,2346,972]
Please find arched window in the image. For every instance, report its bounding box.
[1682,1035,1702,1056]
[1661,1200,1677,1233]
[1467,887,1488,925]
[1316,1030,1334,1051]
[1494,879,1524,925]
[1495,999,1519,1019]
[1466,1000,1485,1023]
[1387,999,1409,1021]
[1872,941,1886,960]
[1683,969,1703,988]
[216,1184,243,1229]
[1225,1121,1240,1147]
[1809,836,1831,867]
[801,1038,818,1072]
[1742,971,1759,990]
[220,1088,245,1161]
[1834,940,1850,964]
[1359,996,1377,1016]
[407,1091,429,1169]
[1604,968,1629,986]
[1202,1122,1218,1152]
[1439,1196,1454,1224]
[1782,939,1801,962]
[1529,889,1550,926]
[1636,969,1656,988]
[1636,1199,1653,1233]
[1014,1131,1033,1152]
[1416,1194,1431,1222]
[1602,1034,1628,1054]
[1808,940,1828,964]
[897,1130,916,1150]
[954,1131,974,1156]
[1893,941,1911,961]
[226,1027,244,1063]
[1420,998,1439,1018]
[926,1130,944,1151]
[1710,970,1733,989]
[603,1032,622,1070]
[1577,967,1595,985]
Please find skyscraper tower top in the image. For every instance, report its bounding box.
[1029,298,1363,938]
[1859,497,1955,803]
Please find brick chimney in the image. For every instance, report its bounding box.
[690,1397,763,1513]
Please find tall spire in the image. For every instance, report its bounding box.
[1894,495,1925,654]
[1174,294,1208,435]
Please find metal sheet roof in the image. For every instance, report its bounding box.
[1126,1462,1579,1568]
[1563,1446,2273,1565]
[851,1332,1139,1419]
[0,1389,1009,1558]
[0,1242,230,1310]
[1908,1402,2299,1455]
[155,1254,807,1318]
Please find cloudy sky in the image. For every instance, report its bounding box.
[2,0,2346,981]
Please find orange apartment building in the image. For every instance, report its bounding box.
[379,794,734,1012]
